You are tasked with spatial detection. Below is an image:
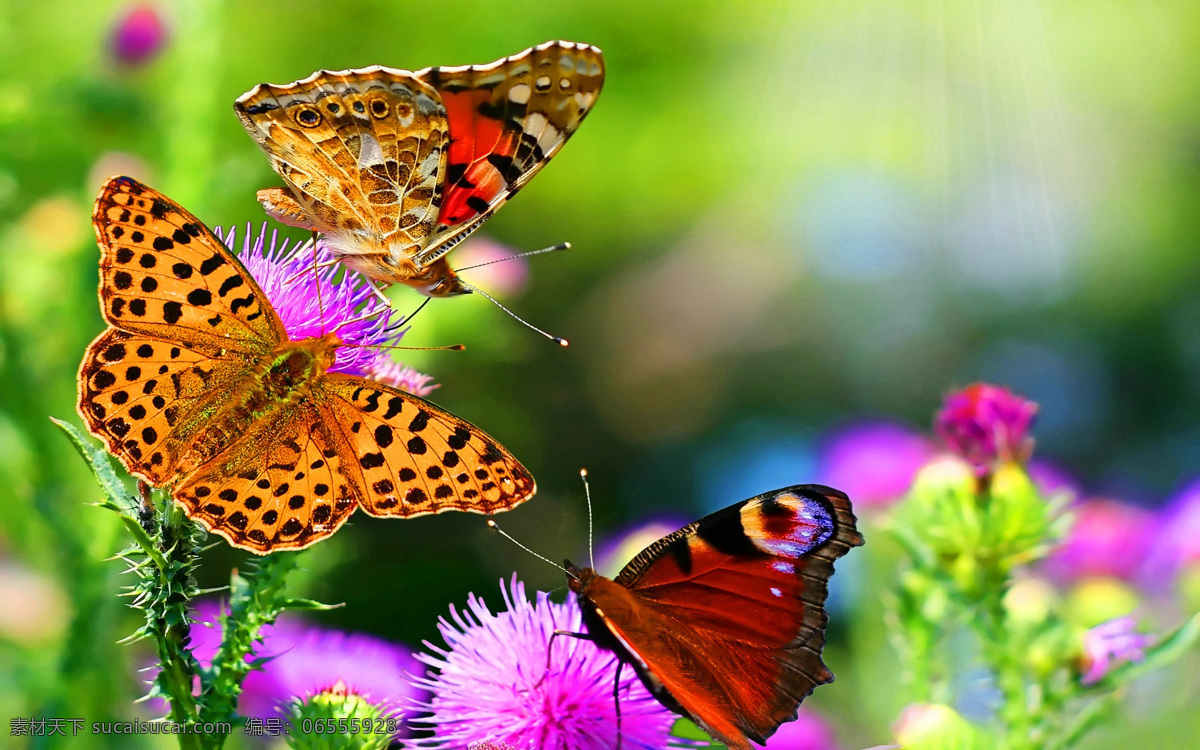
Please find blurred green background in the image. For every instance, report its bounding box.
[2,0,1198,748]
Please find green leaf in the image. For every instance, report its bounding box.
[50,417,131,512]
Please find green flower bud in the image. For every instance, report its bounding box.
[286,681,397,750]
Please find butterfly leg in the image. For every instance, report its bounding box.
[535,630,594,689]
[363,276,393,307]
[613,659,624,750]
[311,230,326,332]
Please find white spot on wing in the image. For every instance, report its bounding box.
[508,83,531,104]
[357,133,384,167]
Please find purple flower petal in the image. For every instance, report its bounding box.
[1080,616,1150,685]
[409,575,679,750]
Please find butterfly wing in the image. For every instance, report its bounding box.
[586,485,862,748]
[172,406,360,553]
[413,40,605,266]
[80,177,286,485]
[316,375,536,516]
[92,176,286,354]
[235,69,450,263]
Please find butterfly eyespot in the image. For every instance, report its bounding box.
[326,102,340,114]
[559,78,573,90]
[294,105,322,127]
[369,98,389,118]
[352,100,366,113]
[396,103,413,119]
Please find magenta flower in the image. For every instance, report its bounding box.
[1043,499,1154,585]
[157,601,424,728]
[763,708,840,749]
[409,575,679,750]
[1080,616,1150,685]
[815,420,935,508]
[934,383,1038,477]
[110,4,168,66]
[216,225,429,383]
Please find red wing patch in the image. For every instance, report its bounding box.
[415,40,604,263]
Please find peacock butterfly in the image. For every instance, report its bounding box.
[561,484,863,749]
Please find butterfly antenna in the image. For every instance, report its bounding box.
[458,279,569,347]
[581,468,595,570]
[487,519,578,581]
[401,296,432,326]
[454,242,571,272]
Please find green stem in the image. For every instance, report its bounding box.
[198,552,302,737]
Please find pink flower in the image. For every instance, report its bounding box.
[110,4,168,66]
[815,420,935,508]
[365,358,439,398]
[1080,617,1150,685]
[408,576,679,749]
[452,238,530,296]
[1043,499,1154,585]
[934,384,1038,477]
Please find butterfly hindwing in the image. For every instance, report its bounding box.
[235,68,450,259]
[174,409,360,553]
[94,177,285,354]
[319,375,535,517]
[415,40,605,265]
[587,486,862,748]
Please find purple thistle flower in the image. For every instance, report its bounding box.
[216,225,428,382]
[1042,499,1154,585]
[1079,616,1150,685]
[409,575,680,750]
[815,420,935,508]
[934,383,1038,477]
[110,4,168,66]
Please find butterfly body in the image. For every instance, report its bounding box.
[78,176,536,554]
[566,485,863,749]
[235,41,604,297]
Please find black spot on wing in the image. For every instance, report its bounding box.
[696,503,761,557]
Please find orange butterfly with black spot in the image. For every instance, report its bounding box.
[565,485,862,749]
[77,176,535,554]
[234,40,604,297]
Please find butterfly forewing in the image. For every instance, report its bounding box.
[235,68,450,260]
[318,376,535,517]
[416,40,605,265]
[174,408,360,553]
[592,486,862,748]
[94,177,285,354]
[78,329,252,486]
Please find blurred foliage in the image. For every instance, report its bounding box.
[2,0,1199,748]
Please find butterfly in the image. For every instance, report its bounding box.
[77,176,536,554]
[233,40,604,298]
[563,485,862,750]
